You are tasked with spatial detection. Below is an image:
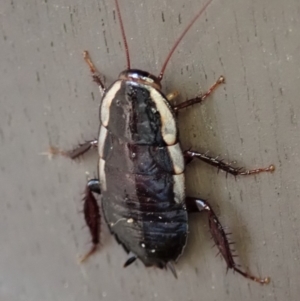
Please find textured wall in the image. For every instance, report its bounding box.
[1,0,300,300]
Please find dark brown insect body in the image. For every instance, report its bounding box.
[50,0,275,283]
[99,70,188,269]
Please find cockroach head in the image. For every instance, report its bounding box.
[119,69,162,90]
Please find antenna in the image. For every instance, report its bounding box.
[158,0,213,81]
[115,0,131,69]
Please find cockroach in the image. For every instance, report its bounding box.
[49,0,275,283]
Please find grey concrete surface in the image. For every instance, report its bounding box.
[1,0,300,300]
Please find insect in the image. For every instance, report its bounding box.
[48,0,275,283]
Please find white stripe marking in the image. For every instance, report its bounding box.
[147,87,177,145]
[167,143,184,174]
[173,174,185,203]
[99,158,107,191]
[101,80,122,126]
[98,125,108,158]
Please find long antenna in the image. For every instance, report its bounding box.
[158,0,213,81]
[115,0,131,69]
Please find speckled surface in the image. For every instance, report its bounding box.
[1,0,300,300]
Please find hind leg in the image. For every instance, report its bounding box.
[79,179,102,263]
[185,196,270,284]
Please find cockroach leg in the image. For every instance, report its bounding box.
[166,261,178,279]
[184,150,275,177]
[83,50,106,94]
[66,139,98,159]
[173,75,225,111]
[123,252,138,268]
[185,197,270,284]
[42,140,98,160]
[79,179,101,263]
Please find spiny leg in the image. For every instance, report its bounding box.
[79,179,101,263]
[184,150,275,177]
[67,140,98,159]
[185,197,270,284]
[42,52,102,161]
[173,75,225,112]
[166,262,178,279]
[123,252,138,268]
[83,50,106,94]
[42,139,98,160]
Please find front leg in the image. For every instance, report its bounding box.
[79,179,101,263]
[83,50,106,95]
[185,197,270,284]
[184,150,275,176]
[173,76,225,112]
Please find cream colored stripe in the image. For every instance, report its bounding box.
[99,158,107,191]
[167,143,184,174]
[98,125,108,158]
[173,174,185,203]
[101,80,122,126]
[148,87,177,145]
